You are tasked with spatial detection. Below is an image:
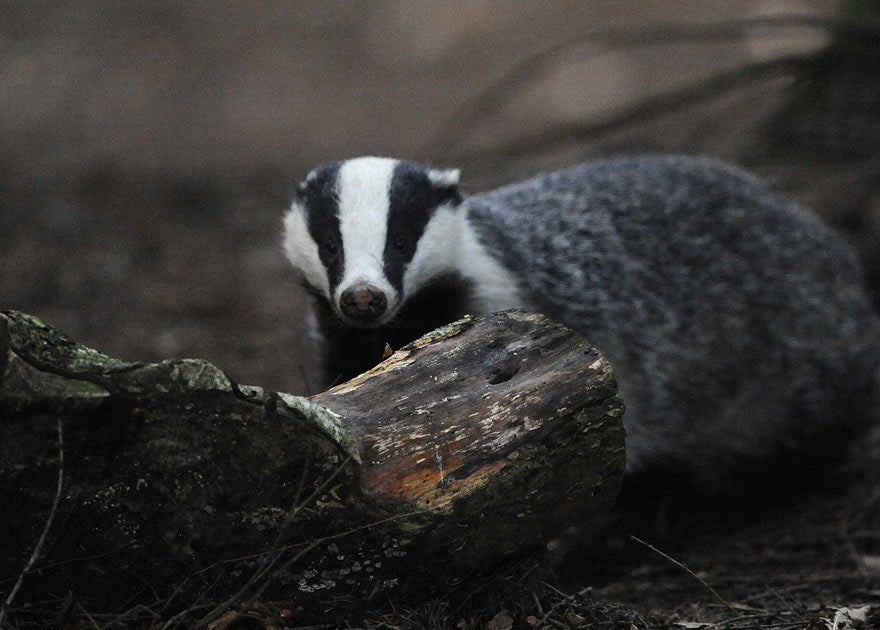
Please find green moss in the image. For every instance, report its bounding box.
[2,310,129,373]
[166,359,233,392]
[277,393,361,463]
[0,352,110,404]
[404,314,475,348]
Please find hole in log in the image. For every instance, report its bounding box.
[487,365,519,384]
[484,348,522,384]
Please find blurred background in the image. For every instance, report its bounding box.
[1,0,878,394]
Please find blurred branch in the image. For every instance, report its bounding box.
[450,54,813,164]
[428,15,880,159]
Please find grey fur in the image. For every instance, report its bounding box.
[288,154,880,501]
[466,155,880,498]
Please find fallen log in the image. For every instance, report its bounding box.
[0,309,624,626]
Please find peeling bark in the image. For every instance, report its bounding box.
[0,309,624,619]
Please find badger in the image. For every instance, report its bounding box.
[283,155,880,501]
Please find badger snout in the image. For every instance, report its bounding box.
[339,283,388,323]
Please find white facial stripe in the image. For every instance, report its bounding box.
[283,201,330,297]
[404,203,525,314]
[403,205,462,295]
[334,157,399,307]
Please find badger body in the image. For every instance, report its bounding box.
[283,155,880,499]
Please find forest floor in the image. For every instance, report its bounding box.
[3,172,879,630]
[335,453,880,630]
[162,451,880,629]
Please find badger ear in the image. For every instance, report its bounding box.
[427,167,462,205]
[293,180,308,202]
[427,168,460,188]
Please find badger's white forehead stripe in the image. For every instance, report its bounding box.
[335,157,398,300]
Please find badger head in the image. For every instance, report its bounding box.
[283,156,463,327]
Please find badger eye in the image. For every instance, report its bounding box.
[321,239,339,260]
[393,235,408,252]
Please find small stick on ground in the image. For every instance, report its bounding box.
[630,535,729,607]
[0,417,65,627]
[192,455,352,629]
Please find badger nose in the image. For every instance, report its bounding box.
[340,284,388,322]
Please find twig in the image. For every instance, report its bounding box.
[18,547,129,578]
[450,53,813,165]
[767,586,807,620]
[158,602,216,630]
[100,603,162,629]
[0,417,65,627]
[243,539,323,605]
[77,603,101,630]
[187,506,432,583]
[243,506,437,607]
[534,584,593,628]
[191,455,352,629]
[155,574,225,630]
[630,535,729,607]
[530,590,544,616]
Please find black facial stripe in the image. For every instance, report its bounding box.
[302,162,345,293]
[383,161,460,294]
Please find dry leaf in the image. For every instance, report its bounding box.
[487,609,514,630]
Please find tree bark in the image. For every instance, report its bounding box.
[0,309,624,623]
